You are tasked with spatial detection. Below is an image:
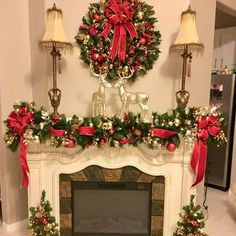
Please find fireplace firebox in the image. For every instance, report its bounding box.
[72,181,152,236]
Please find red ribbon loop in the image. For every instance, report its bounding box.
[191,116,221,187]
[150,128,177,138]
[6,107,34,187]
[77,126,97,136]
[101,0,137,61]
[49,128,66,137]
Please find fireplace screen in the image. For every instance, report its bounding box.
[72,181,152,236]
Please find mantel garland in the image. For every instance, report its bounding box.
[75,0,161,82]
[4,101,226,187]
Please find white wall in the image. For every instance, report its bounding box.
[0,0,218,225]
[0,1,33,224]
[31,0,214,117]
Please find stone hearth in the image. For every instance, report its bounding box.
[59,166,165,236]
[27,143,196,236]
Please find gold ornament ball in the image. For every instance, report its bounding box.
[123,65,129,73]
[97,42,103,48]
[137,11,144,20]
[100,0,106,4]
[35,211,43,218]
[83,35,90,44]
[102,62,109,70]
[99,0,106,10]
[45,223,52,231]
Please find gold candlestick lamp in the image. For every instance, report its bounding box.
[170,6,204,109]
[39,4,73,116]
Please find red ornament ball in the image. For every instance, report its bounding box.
[191,220,199,227]
[100,139,106,145]
[109,129,114,135]
[97,54,105,63]
[93,12,100,22]
[91,53,99,61]
[34,218,39,225]
[66,139,75,148]
[166,142,176,152]
[52,113,60,123]
[139,38,147,45]
[42,217,48,225]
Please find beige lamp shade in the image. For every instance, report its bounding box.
[39,4,73,52]
[170,7,204,54]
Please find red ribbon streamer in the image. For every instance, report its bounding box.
[101,0,137,61]
[20,137,29,187]
[150,128,177,138]
[191,116,221,187]
[6,107,34,187]
[77,126,97,136]
[119,137,132,144]
[49,128,66,137]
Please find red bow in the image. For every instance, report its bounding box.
[7,107,34,187]
[101,0,137,61]
[191,115,221,187]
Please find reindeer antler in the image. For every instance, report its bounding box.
[114,67,134,88]
[90,63,108,78]
[118,67,134,79]
[90,63,111,87]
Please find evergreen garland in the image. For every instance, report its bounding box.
[28,190,60,236]
[4,101,227,151]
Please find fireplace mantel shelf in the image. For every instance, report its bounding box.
[27,143,196,236]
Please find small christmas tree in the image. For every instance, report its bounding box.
[28,190,60,236]
[173,195,208,236]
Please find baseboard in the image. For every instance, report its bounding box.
[228,189,236,209]
[1,218,27,233]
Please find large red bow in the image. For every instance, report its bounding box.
[101,0,137,61]
[6,107,34,187]
[191,115,221,187]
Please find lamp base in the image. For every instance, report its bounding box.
[48,88,61,115]
[176,90,190,109]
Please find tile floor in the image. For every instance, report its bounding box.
[204,188,236,235]
[0,187,235,235]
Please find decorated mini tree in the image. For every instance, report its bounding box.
[28,190,60,236]
[173,195,208,236]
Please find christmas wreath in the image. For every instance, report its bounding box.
[75,0,161,82]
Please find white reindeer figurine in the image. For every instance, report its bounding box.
[90,64,111,116]
[113,69,149,122]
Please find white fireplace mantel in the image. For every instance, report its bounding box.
[27,143,196,236]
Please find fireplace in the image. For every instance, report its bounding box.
[59,166,165,236]
[27,143,196,236]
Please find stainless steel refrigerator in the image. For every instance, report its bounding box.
[205,74,236,191]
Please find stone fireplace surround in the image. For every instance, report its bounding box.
[27,143,196,236]
[59,166,165,235]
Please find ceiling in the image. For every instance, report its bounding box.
[215,7,236,29]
